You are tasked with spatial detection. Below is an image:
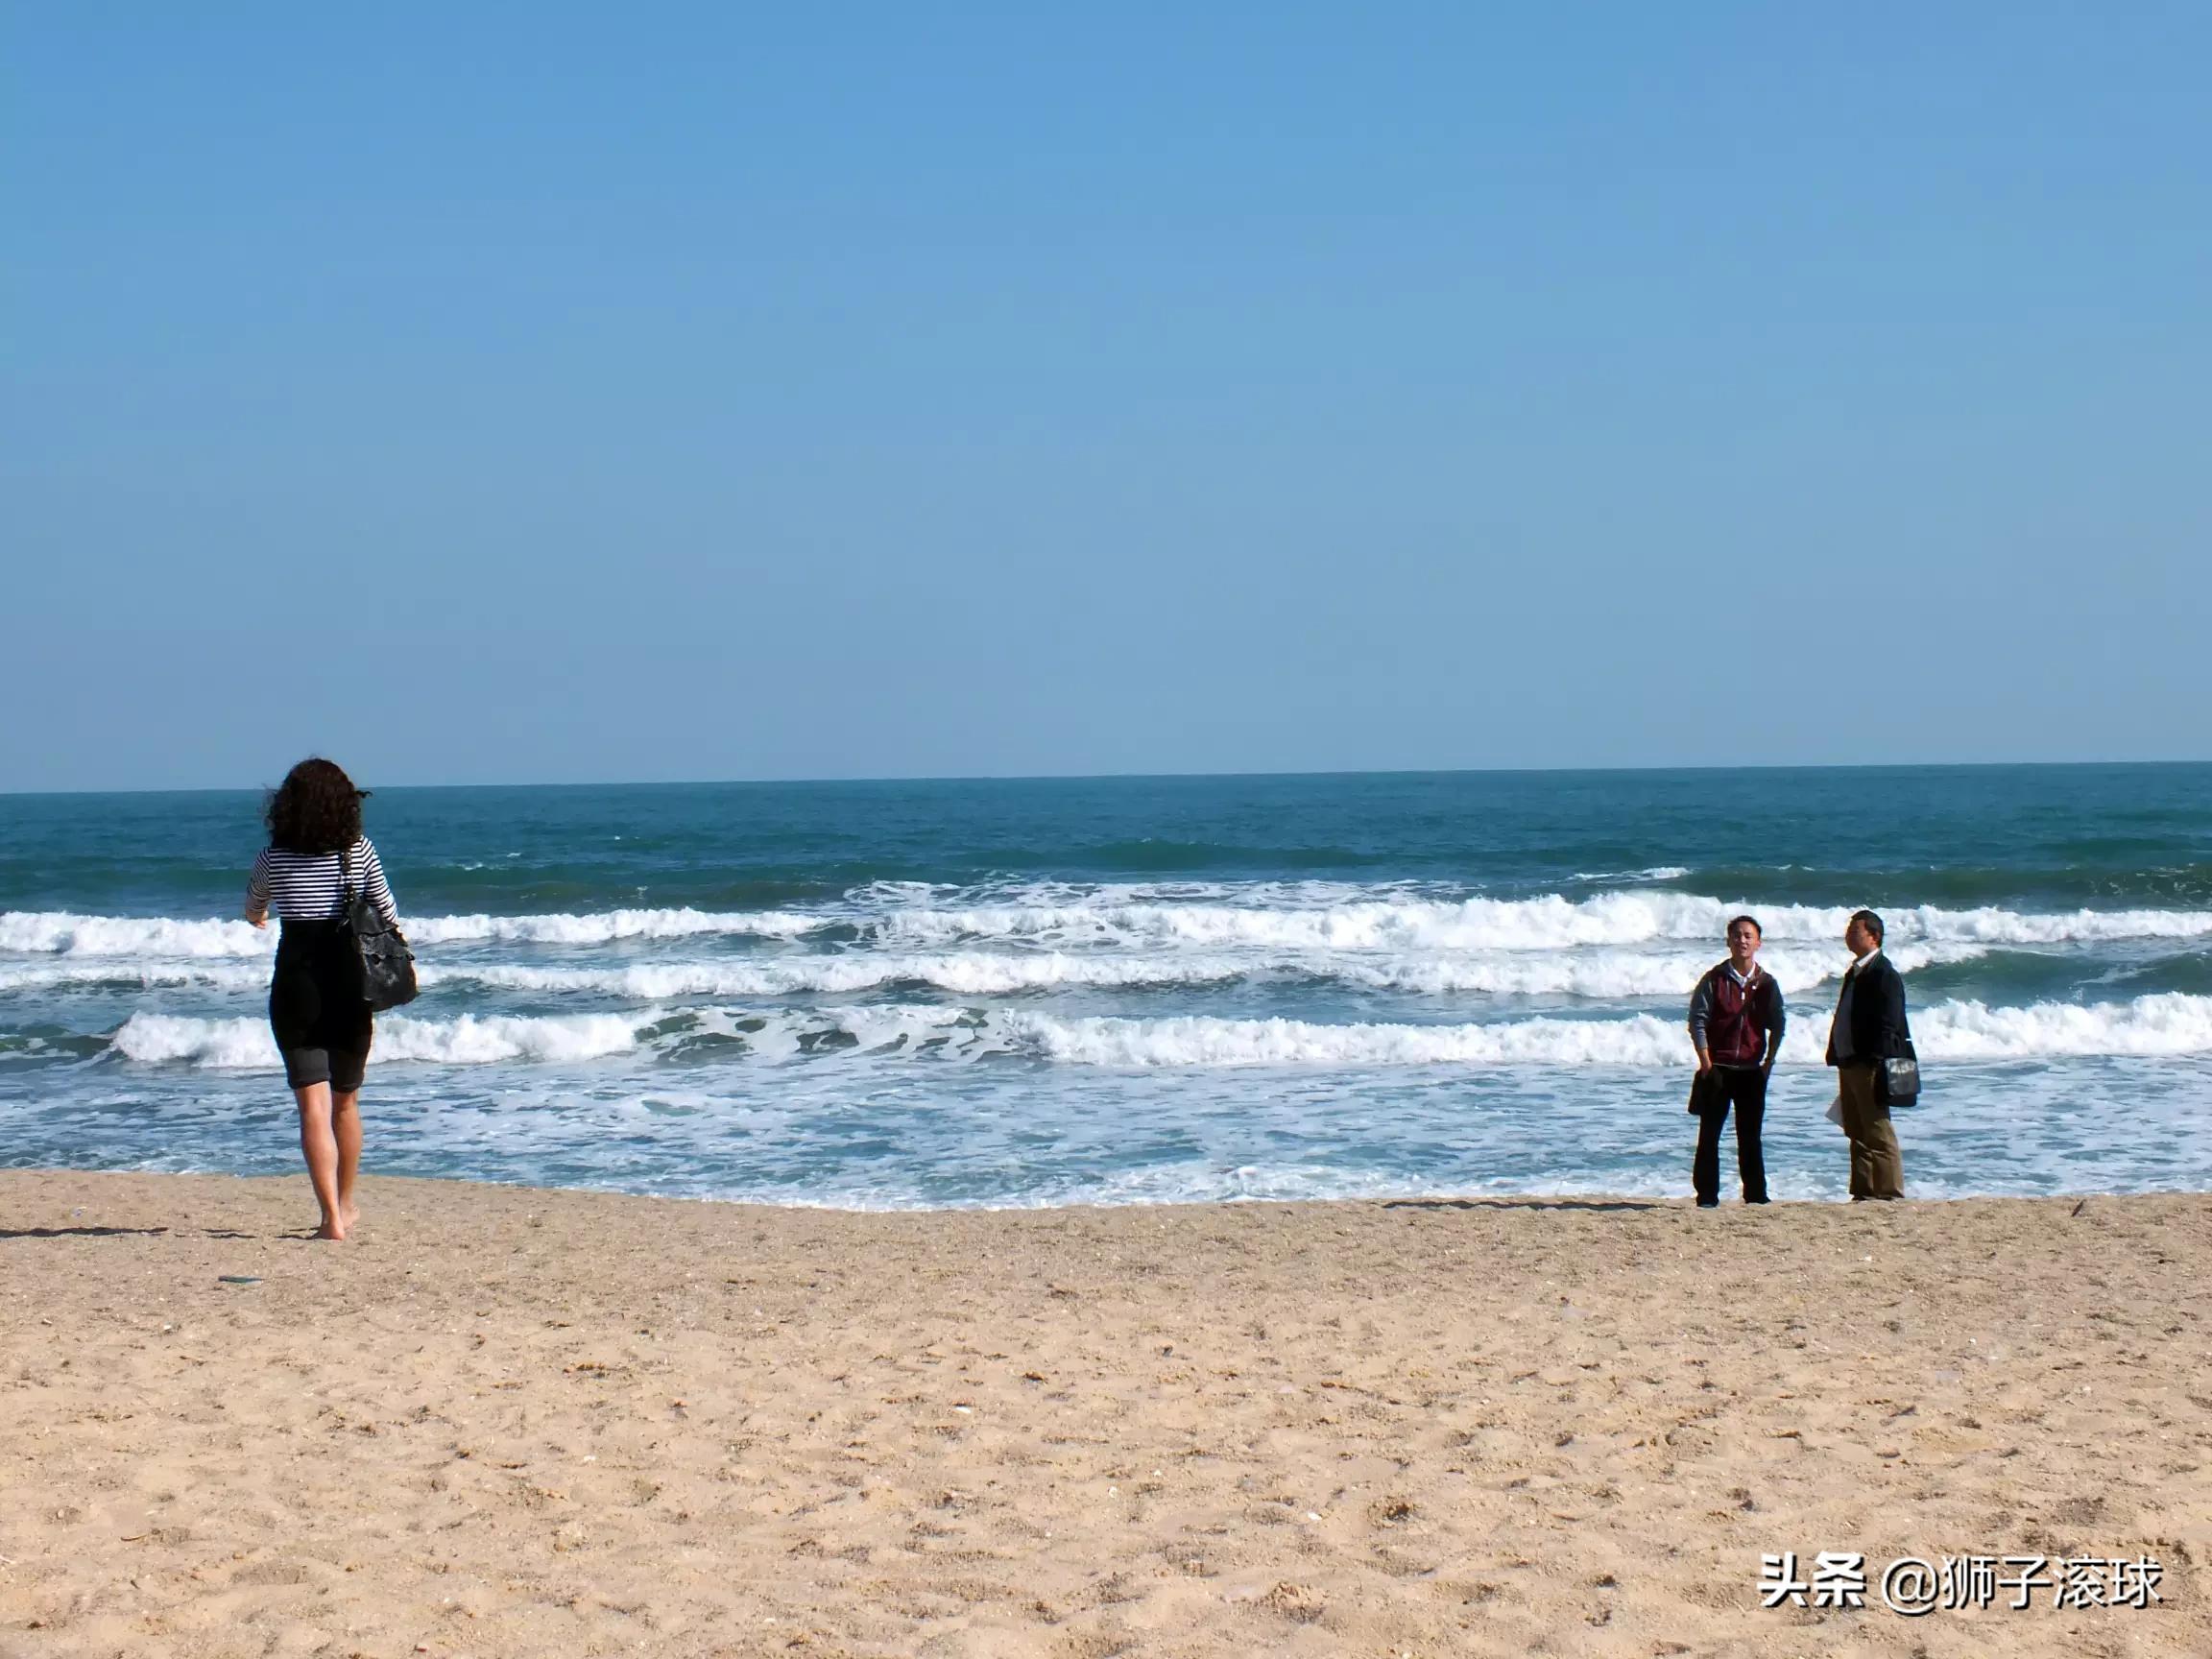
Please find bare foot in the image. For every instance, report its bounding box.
[340,1203,360,1232]
[314,1216,348,1241]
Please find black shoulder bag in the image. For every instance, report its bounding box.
[338,842,420,1012]
[1877,1040,1921,1107]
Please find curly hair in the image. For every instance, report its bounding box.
[266,757,368,854]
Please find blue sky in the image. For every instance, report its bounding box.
[6,3,2207,790]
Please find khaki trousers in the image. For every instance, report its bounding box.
[1837,1061,1904,1199]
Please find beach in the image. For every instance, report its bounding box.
[3,1171,2205,1657]
[12,0,2211,1647]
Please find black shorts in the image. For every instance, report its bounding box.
[269,921,373,1092]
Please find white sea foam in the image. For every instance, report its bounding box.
[0,907,826,958]
[0,926,1986,1011]
[448,951,1254,998]
[1334,941,1979,997]
[0,961,272,994]
[12,894,2210,964]
[77,992,2212,1084]
[860,893,2212,952]
[108,1014,289,1069]
[1003,992,2212,1069]
[110,1011,643,1069]
[1911,993,2212,1060]
[0,912,275,959]
[427,940,1980,1001]
[1000,1010,1691,1068]
[406,907,822,946]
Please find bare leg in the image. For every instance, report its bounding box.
[293,1082,347,1240]
[331,1090,363,1230]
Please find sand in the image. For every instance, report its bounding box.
[2,1170,2206,1658]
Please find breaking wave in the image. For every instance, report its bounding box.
[108,1011,642,1069]
[427,940,1981,1000]
[1,941,1984,1002]
[862,893,2212,951]
[85,993,2212,1071]
[0,913,274,959]
[1010,993,2212,1068]
[12,892,2212,962]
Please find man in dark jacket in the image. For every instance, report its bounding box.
[1687,915,1786,1206]
[1825,908,1911,1199]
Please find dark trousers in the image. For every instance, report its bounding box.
[1694,1066,1769,1204]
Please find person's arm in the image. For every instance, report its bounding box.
[1688,972,1715,1071]
[1761,979,1786,1072]
[360,839,400,928]
[1871,963,1908,1056]
[244,848,272,929]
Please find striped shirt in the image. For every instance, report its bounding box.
[246,839,399,926]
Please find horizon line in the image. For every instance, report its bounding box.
[5,755,2208,800]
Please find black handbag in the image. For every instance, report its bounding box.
[1877,1042,1920,1108]
[338,842,420,1012]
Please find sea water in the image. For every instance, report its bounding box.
[4,765,2209,1206]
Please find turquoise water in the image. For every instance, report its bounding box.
[4,765,2210,1205]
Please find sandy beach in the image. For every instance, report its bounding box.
[2,1171,2205,1657]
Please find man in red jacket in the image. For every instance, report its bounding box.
[1687,915,1788,1206]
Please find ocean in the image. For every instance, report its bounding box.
[4,765,2209,1207]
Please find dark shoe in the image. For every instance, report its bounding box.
[1744,1195,1770,1205]
[1695,1198,1719,1209]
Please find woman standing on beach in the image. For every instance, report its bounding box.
[243,757,401,1241]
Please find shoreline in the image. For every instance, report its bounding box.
[13,1162,2212,1214]
[5,1170,2208,1655]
